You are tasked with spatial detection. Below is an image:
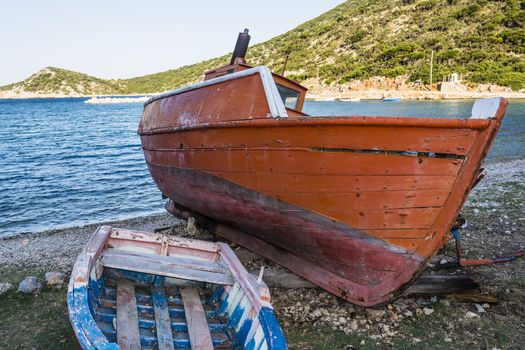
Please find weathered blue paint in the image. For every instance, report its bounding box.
[99,326,230,348]
[68,286,119,350]
[229,304,245,327]
[108,268,156,284]
[258,307,288,350]
[153,275,164,287]
[234,317,253,348]
[208,285,224,304]
[218,296,230,314]
[244,338,256,350]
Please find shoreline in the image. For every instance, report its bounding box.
[306,90,525,101]
[1,90,525,101]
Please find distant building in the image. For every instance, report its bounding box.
[450,73,459,83]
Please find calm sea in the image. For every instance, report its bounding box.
[0,98,523,236]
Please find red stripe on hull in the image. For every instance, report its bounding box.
[148,164,423,305]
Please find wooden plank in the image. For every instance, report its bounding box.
[147,148,463,176]
[101,251,234,285]
[142,123,478,155]
[222,173,457,192]
[104,248,228,274]
[249,268,480,297]
[404,274,480,295]
[116,279,141,350]
[273,189,450,210]
[180,287,214,350]
[151,286,175,350]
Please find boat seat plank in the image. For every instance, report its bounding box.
[101,249,234,285]
[180,287,214,350]
[151,285,175,350]
[116,279,141,350]
[105,248,228,274]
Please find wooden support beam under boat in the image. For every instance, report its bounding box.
[180,287,214,350]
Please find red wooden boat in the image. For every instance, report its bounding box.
[138,30,508,306]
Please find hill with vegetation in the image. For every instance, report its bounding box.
[0,67,127,97]
[2,0,524,96]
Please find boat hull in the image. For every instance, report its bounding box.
[138,67,507,305]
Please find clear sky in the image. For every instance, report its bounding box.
[0,0,346,86]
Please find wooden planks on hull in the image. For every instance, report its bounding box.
[141,123,479,156]
[145,148,463,176]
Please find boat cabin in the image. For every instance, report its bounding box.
[204,63,308,116]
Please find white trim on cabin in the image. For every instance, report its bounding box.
[144,66,289,118]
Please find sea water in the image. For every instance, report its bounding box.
[0,98,523,236]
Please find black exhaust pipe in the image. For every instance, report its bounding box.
[230,29,251,65]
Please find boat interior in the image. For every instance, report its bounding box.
[70,227,280,350]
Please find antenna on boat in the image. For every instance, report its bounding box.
[230,28,251,65]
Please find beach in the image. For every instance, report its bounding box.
[1,158,524,349]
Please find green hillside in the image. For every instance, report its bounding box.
[2,0,524,94]
[0,67,127,95]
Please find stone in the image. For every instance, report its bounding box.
[350,320,359,331]
[465,311,479,319]
[0,282,13,295]
[17,276,42,294]
[423,307,434,315]
[474,303,485,313]
[45,272,64,287]
[440,299,451,306]
[186,217,198,236]
[445,337,452,343]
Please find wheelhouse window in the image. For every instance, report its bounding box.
[276,84,299,110]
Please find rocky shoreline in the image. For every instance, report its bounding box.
[1,159,524,349]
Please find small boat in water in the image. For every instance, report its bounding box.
[383,97,402,102]
[138,29,508,306]
[67,226,287,349]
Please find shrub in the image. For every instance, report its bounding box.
[416,0,438,11]
[454,4,481,19]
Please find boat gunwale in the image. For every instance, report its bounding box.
[138,114,492,136]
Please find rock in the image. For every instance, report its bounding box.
[445,337,452,342]
[474,303,485,313]
[440,299,451,306]
[350,320,359,331]
[465,311,479,319]
[423,307,434,315]
[367,309,385,321]
[186,217,198,236]
[0,282,13,295]
[45,272,64,287]
[17,276,42,294]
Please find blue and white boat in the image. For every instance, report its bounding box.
[67,226,288,350]
[382,97,402,102]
